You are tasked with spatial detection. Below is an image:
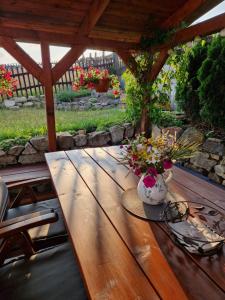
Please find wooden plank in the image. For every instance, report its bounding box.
[45,151,160,300]
[99,146,225,294]
[66,149,188,300]
[40,42,56,152]
[172,167,225,210]
[0,37,43,83]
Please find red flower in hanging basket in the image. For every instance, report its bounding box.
[72,65,120,96]
[0,65,17,97]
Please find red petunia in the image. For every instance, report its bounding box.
[163,160,173,170]
[147,167,157,177]
[143,175,156,188]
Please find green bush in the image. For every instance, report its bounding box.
[0,137,28,151]
[56,88,91,102]
[151,108,183,127]
[198,36,225,127]
[175,41,208,121]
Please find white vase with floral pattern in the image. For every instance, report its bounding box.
[137,170,173,205]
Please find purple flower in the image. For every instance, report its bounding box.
[120,145,123,149]
[163,160,173,170]
[147,167,157,177]
[143,175,156,188]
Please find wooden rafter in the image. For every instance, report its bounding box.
[77,0,110,37]
[162,0,207,28]
[0,36,43,83]
[52,46,85,84]
[116,50,138,75]
[153,12,225,53]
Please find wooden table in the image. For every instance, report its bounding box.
[45,146,225,300]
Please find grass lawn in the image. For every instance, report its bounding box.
[0,108,129,141]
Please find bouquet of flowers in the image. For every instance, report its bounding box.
[121,132,200,188]
[0,65,17,97]
[72,66,120,96]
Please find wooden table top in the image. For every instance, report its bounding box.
[45,146,225,300]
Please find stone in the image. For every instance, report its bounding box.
[179,127,204,144]
[221,156,225,165]
[78,129,86,135]
[28,96,39,102]
[222,180,225,186]
[22,142,37,155]
[8,106,19,110]
[57,132,74,150]
[23,102,34,107]
[14,96,27,103]
[88,131,111,147]
[124,123,134,139]
[202,138,225,156]
[214,165,225,179]
[162,127,183,139]
[0,150,6,157]
[18,153,45,165]
[30,136,48,151]
[74,134,87,147]
[210,154,220,161]
[8,145,24,156]
[109,125,124,144]
[151,125,161,139]
[4,99,15,108]
[190,151,217,172]
[0,155,17,166]
[208,172,221,184]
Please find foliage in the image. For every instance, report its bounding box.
[122,70,182,127]
[72,66,120,96]
[0,65,17,97]
[120,132,200,188]
[0,137,28,152]
[0,108,128,142]
[175,40,208,120]
[56,88,91,102]
[198,36,225,127]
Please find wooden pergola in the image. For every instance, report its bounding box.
[0,0,225,151]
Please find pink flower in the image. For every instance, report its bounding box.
[134,168,141,176]
[147,167,157,177]
[163,160,173,170]
[143,175,156,188]
[132,154,138,161]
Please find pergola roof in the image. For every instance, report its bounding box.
[0,0,224,50]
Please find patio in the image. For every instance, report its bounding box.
[0,1,225,299]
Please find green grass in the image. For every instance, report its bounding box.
[0,108,128,142]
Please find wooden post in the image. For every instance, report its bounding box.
[41,42,57,152]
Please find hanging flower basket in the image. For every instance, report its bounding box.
[94,78,110,93]
[72,66,120,96]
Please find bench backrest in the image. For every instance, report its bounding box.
[0,178,9,222]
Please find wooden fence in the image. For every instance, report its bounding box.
[1,53,124,100]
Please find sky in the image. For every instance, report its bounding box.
[0,1,225,64]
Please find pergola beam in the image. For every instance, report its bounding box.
[78,0,110,37]
[0,36,43,83]
[148,49,169,82]
[52,46,85,84]
[116,50,138,75]
[40,42,57,152]
[162,0,207,28]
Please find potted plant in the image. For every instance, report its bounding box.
[120,132,200,205]
[72,66,120,96]
[0,65,17,97]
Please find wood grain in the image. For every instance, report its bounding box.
[45,151,160,300]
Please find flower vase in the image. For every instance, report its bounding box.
[137,170,173,205]
[94,78,110,93]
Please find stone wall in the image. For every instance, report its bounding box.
[0,123,134,167]
[161,126,225,186]
[1,92,122,111]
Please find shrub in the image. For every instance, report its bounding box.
[175,41,208,121]
[151,108,183,127]
[0,137,28,151]
[56,88,91,102]
[198,36,225,127]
